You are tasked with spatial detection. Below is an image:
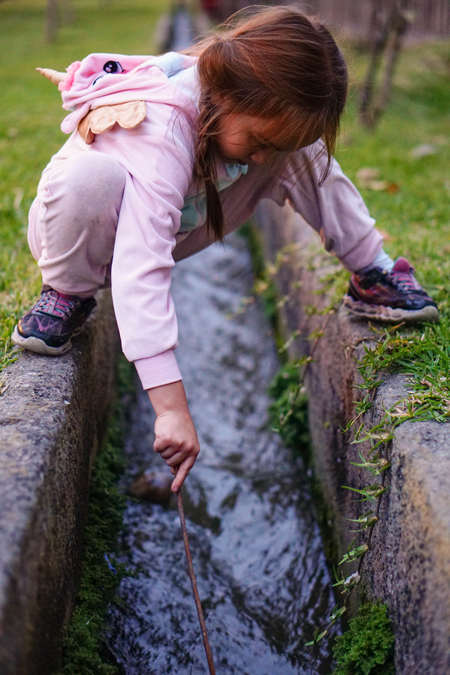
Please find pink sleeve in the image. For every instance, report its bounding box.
[134,351,182,390]
[100,106,194,390]
[277,144,383,271]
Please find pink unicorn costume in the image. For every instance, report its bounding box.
[28,52,382,390]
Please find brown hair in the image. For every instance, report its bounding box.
[187,5,348,240]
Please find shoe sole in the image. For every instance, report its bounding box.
[343,295,440,324]
[11,325,83,356]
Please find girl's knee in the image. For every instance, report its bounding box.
[60,153,126,205]
[37,153,126,254]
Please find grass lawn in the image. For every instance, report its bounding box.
[338,40,450,313]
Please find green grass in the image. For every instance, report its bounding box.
[332,40,450,419]
[0,0,166,372]
[338,41,450,310]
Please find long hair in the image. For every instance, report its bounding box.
[186,5,348,240]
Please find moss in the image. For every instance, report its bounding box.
[332,603,395,675]
[55,357,135,675]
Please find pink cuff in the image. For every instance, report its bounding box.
[339,228,384,272]
[134,350,182,390]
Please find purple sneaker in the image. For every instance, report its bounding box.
[12,287,97,356]
[344,257,439,324]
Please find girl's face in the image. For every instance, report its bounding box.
[216,111,316,166]
[217,112,290,165]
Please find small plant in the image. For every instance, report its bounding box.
[332,602,395,675]
[267,359,311,454]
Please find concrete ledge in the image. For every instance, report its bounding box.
[0,290,120,675]
[256,201,450,675]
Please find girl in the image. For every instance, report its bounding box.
[12,6,438,492]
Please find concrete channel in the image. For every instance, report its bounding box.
[255,200,450,675]
[1,202,449,673]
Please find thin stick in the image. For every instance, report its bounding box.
[177,489,216,675]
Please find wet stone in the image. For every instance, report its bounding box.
[127,470,173,506]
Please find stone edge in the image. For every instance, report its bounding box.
[0,290,120,675]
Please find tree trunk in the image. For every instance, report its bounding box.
[372,1,410,124]
[359,0,412,130]
[46,0,58,43]
[359,0,389,128]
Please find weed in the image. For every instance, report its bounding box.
[267,359,311,456]
[237,221,280,330]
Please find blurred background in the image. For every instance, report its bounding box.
[1,0,450,369]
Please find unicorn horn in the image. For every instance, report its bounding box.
[36,67,66,86]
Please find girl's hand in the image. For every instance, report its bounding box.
[147,381,200,492]
[153,410,199,492]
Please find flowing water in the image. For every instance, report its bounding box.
[106,234,337,674]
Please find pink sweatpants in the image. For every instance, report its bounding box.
[28,150,382,298]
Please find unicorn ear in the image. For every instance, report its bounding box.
[36,67,66,86]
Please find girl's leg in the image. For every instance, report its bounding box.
[13,153,127,355]
[31,152,127,296]
[172,148,437,323]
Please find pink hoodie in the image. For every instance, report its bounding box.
[40,52,250,389]
[35,51,381,390]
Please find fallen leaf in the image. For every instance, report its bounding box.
[356,167,380,186]
[376,228,392,241]
[411,143,437,159]
[387,183,399,194]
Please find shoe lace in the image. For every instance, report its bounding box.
[35,290,79,319]
[390,269,418,293]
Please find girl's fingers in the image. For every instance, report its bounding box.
[153,438,170,454]
[157,445,179,459]
[154,441,199,464]
[154,438,191,455]
[163,451,186,466]
[171,457,195,492]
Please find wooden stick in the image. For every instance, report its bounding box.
[177,489,216,675]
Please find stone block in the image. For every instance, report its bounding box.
[0,290,120,675]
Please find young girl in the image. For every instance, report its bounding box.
[12,6,438,492]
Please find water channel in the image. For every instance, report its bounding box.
[106,233,337,674]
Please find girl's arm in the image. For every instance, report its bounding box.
[276,144,383,272]
[148,381,200,492]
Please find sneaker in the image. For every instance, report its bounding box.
[344,257,439,324]
[11,287,97,356]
